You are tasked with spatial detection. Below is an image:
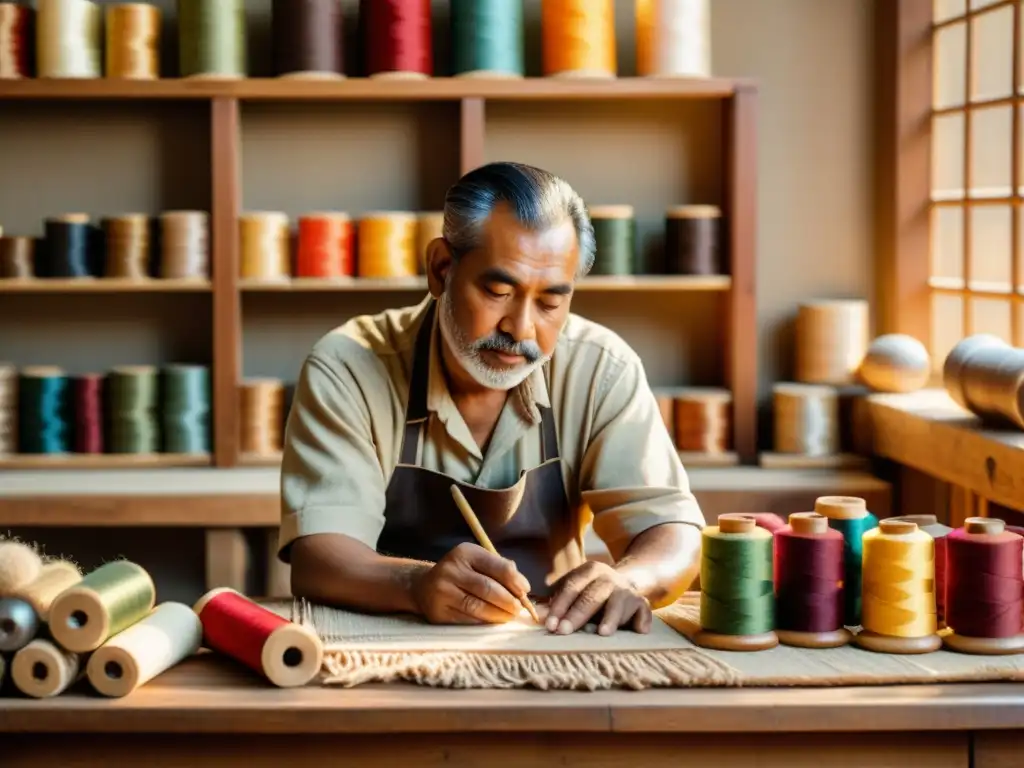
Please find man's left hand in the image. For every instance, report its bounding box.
[544,562,652,636]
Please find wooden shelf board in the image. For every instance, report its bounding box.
[239,275,731,292]
[758,452,870,470]
[0,454,211,470]
[678,451,740,468]
[238,452,283,467]
[0,278,211,293]
[0,77,746,102]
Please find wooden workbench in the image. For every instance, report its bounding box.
[0,652,1021,767]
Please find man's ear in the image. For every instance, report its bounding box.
[425,238,454,298]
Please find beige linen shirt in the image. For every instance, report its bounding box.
[279,295,705,563]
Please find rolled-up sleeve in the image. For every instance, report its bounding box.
[579,355,705,560]
[278,353,388,562]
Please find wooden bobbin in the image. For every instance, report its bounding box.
[943,518,1024,656]
[814,495,866,520]
[854,519,943,655]
[10,638,80,699]
[693,514,779,653]
[775,512,854,650]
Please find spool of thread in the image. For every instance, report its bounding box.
[636,0,711,78]
[694,513,778,651]
[11,638,81,698]
[0,363,16,455]
[357,212,418,278]
[15,560,82,621]
[749,513,787,535]
[542,0,616,78]
[240,212,291,282]
[49,560,156,653]
[159,211,209,280]
[87,602,203,697]
[108,365,160,454]
[239,378,286,457]
[193,587,324,687]
[416,211,444,274]
[0,236,36,278]
[665,205,721,275]
[772,383,840,456]
[272,0,344,79]
[942,518,1024,654]
[178,0,246,79]
[0,3,33,79]
[795,299,870,385]
[943,335,1024,429]
[103,214,151,279]
[855,518,942,654]
[18,367,70,454]
[0,597,39,652]
[361,0,432,79]
[36,0,101,78]
[815,495,878,627]
[105,3,160,79]
[295,212,353,279]
[887,515,953,627]
[773,512,851,648]
[162,364,210,454]
[0,539,42,595]
[44,215,99,278]
[858,334,932,393]
[588,206,636,276]
[450,0,524,78]
[672,388,732,454]
[71,373,104,453]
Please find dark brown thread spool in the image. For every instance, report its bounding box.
[272,0,345,78]
[0,236,36,278]
[665,205,722,275]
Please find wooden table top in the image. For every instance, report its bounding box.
[4,652,1024,735]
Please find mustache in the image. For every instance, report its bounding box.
[472,333,542,363]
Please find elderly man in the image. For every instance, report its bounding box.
[280,161,704,636]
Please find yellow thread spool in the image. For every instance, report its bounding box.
[37,0,102,78]
[541,0,616,79]
[240,212,290,282]
[855,519,942,654]
[105,3,161,79]
[416,211,445,274]
[357,212,418,278]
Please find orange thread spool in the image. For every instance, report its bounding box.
[357,212,418,278]
[295,212,353,279]
[541,0,616,78]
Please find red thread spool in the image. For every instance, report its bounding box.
[943,518,1024,654]
[749,513,787,535]
[193,587,323,687]
[72,373,104,453]
[361,0,432,78]
[0,4,34,79]
[295,213,354,278]
[773,512,851,648]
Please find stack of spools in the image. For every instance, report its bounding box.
[653,386,734,464]
[238,378,291,462]
[0,211,209,281]
[0,363,210,460]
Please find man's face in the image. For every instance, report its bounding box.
[436,204,579,391]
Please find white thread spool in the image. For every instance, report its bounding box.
[239,212,291,282]
[637,0,711,78]
[773,383,840,456]
[37,0,101,78]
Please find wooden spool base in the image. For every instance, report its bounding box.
[776,627,853,649]
[692,629,778,652]
[853,630,942,655]
[943,632,1024,655]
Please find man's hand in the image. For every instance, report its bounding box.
[545,561,653,636]
[411,542,532,625]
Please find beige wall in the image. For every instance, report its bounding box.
[0,0,876,602]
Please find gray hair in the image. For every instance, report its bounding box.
[442,162,596,279]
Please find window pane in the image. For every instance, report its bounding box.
[936,0,966,22]
[971,297,1012,340]
[970,0,1005,8]
[935,22,967,109]
[972,4,1014,100]
[970,205,1013,288]
[933,113,965,198]
[970,105,1012,197]
[932,293,964,370]
[932,205,965,281]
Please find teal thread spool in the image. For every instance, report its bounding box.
[18,367,70,454]
[162,364,210,455]
[108,366,160,454]
[816,495,878,627]
[588,205,636,276]
[47,560,156,653]
[451,0,525,78]
[695,514,779,651]
[178,0,247,79]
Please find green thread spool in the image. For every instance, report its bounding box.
[451,0,525,78]
[816,495,878,627]
[588,205,636,276]
[162,364,210,455]
[178,0,247,79]
[695,514,778,651]
[109,366,160,454]
[47,560,156,653]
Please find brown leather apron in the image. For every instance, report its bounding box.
[378,300,581,598]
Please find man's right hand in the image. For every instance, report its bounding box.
[411,542,532,625]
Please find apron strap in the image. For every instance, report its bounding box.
[539,404,560,463]
[398,300,436,466]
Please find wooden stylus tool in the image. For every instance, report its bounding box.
[449,484,541,624]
